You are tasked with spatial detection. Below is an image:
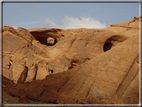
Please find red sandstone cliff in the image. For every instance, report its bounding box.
[2,17,140,104]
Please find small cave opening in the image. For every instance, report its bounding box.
[103,35,127,52]
[103,42,113,52]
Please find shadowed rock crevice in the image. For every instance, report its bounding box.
[17,66,28,83]
[68,60,79,70]
[116,54,139,98]
[33,64,38,80]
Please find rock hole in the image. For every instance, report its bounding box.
[103,43,113,52]
[103,35,127,52]
[50,69,54,73]
[48,67,54,74]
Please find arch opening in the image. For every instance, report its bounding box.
[35,37,57,46]
[30,32,58,46]
[33,36,57,46]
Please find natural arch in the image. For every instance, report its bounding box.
[30,32,58,46]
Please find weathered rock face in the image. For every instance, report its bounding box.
[2,17,140,104]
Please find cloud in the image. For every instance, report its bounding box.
[39,16,107,29]
[12,26,17,29]
[39,18,62,28]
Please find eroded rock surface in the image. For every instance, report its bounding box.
[2,17,140,104]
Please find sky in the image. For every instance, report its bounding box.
[1,1,140,29]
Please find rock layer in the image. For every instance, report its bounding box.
[2,17,140,104]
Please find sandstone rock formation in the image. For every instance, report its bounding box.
[2,17,140,104]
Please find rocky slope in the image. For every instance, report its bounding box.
[2,16,140,104]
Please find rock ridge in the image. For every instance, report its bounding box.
[2,16,140,104]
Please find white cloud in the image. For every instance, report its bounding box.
[39,18,62,28]
[12,26,17,29]
[39,16,107,29]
